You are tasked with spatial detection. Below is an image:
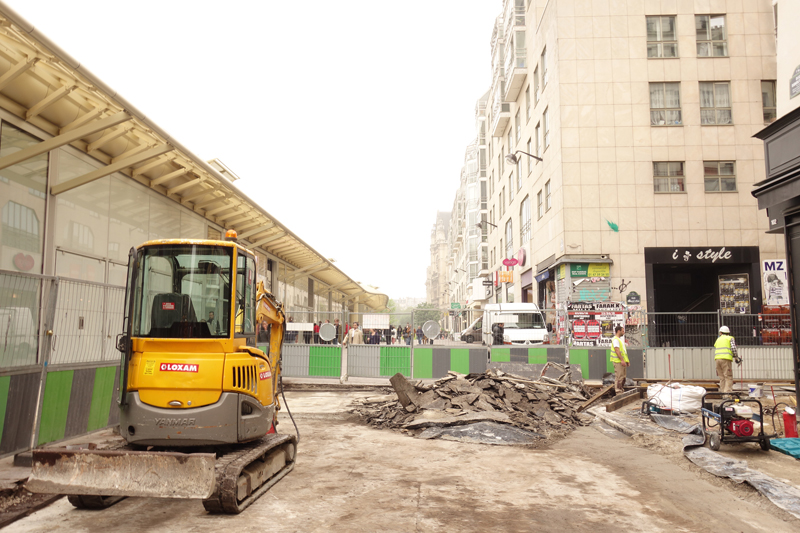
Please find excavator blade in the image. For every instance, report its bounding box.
[26,448,217,499]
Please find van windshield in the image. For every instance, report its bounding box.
[499,313,545,329]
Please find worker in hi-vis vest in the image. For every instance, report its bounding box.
[610,325,629,393]
[714,325,741,394]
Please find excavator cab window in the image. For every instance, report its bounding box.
[235,253,256,336]
[132,244,233,338]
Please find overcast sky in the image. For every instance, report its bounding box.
[11,0,499,301]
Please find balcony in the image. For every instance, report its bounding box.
[504,35,527,101]
[491,101,511,137]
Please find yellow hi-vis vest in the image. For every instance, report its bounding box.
[714,335,734,360]
[610,336,629,363]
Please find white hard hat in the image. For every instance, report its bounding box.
[719,325,730,334]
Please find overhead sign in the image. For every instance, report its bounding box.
[644,246,758,265]
[535,270,550,282]
[515,248,527,266]
[502,258,519,267]
[451,302,461,309]
[569,263,610,278]
[482,280,493,286]
[497,270,513,283]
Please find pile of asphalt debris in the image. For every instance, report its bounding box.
[351,367,596,445]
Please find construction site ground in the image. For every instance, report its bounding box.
[3,388,800,533]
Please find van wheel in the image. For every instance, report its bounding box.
[465,335,474,344]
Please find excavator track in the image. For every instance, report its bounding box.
[202,433,297,514]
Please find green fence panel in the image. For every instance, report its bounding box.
[605,349,615,373]
[450,349,470,375]
[87,366,117,432]
[309,346,341,377]
[38,370,74,445]
[569,349,590,379]
[489,348,510,362]
[0,376,9,441]
[413,348,432,379]
[528,348,548,365]
[380,347,411,377]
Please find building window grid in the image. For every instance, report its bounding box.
[650,82,682,126]
[525,85,531,122]
[699,82,732,125]
[704,161,736,192]
[545,180,551,211]
[653,161,686,193]
[647,16,678,58]
[762,81,777,124]
[543,108,550,149]
[541,48,547,86]
[696,15,727,57]
[526,139,533,173]
[537,190,543,219]
[505,220,513,259]
[520,196,531,245]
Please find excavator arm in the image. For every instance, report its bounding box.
[254,281,286,413]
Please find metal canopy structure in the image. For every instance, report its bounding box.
[0,2,387,311]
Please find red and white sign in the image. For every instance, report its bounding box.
[502,258,519,267]
[259,371,272,381]
[515,248,527,267]
[586,319,601,340]
[572,320,586,339]
[162,302,175,310]
[160,363,198,372]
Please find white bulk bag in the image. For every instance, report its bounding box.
[646,383,707,413]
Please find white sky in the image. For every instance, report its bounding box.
[10,0,500,301]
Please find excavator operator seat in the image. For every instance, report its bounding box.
[150,293,197,334]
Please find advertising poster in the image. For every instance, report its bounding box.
[567,301,625,348]
[762,260,789,306]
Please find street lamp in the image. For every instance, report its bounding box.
[475,221,498,229]
[505,150,543,165]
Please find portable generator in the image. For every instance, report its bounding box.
[701,392,775,451]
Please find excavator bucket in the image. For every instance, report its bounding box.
[26,448,217,499]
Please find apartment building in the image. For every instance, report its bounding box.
[471,0,782,317]
[426,211,452,308]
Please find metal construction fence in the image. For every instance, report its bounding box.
[645,346,795,381]
[645,312,793,348]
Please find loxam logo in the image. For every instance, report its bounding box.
[259,371,272,381]
[154,418,196,427]
[160,363,199,372]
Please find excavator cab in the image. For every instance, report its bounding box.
[118,239,279,446]
[27,237,297,513]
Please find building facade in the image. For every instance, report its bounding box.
[426,211,451,308]
[454,0,782,318]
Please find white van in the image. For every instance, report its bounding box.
[459,315,483,344]
[482,303,548,346]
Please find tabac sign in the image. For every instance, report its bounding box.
[644,246,759,265]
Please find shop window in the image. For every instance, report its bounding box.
[762,81,777,124]
[703,161,736,192]
[647,16,678,58]
[507,283,515,304]
[1,201,39,252]
[653,162,685,193]
[650,83,682,126]
[700,82,732,125]
[696,15,727,57]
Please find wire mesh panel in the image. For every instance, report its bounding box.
[721,314,792,346]
[346,345,382,378]
[646,346,795,381]
[645,312,719,348]
[50,280,123,366]
[0,271,46,369]
[281,343,310,377]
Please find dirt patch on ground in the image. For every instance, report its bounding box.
[0,487,61,529]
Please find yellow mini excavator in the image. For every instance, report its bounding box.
[26,232,297,514]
